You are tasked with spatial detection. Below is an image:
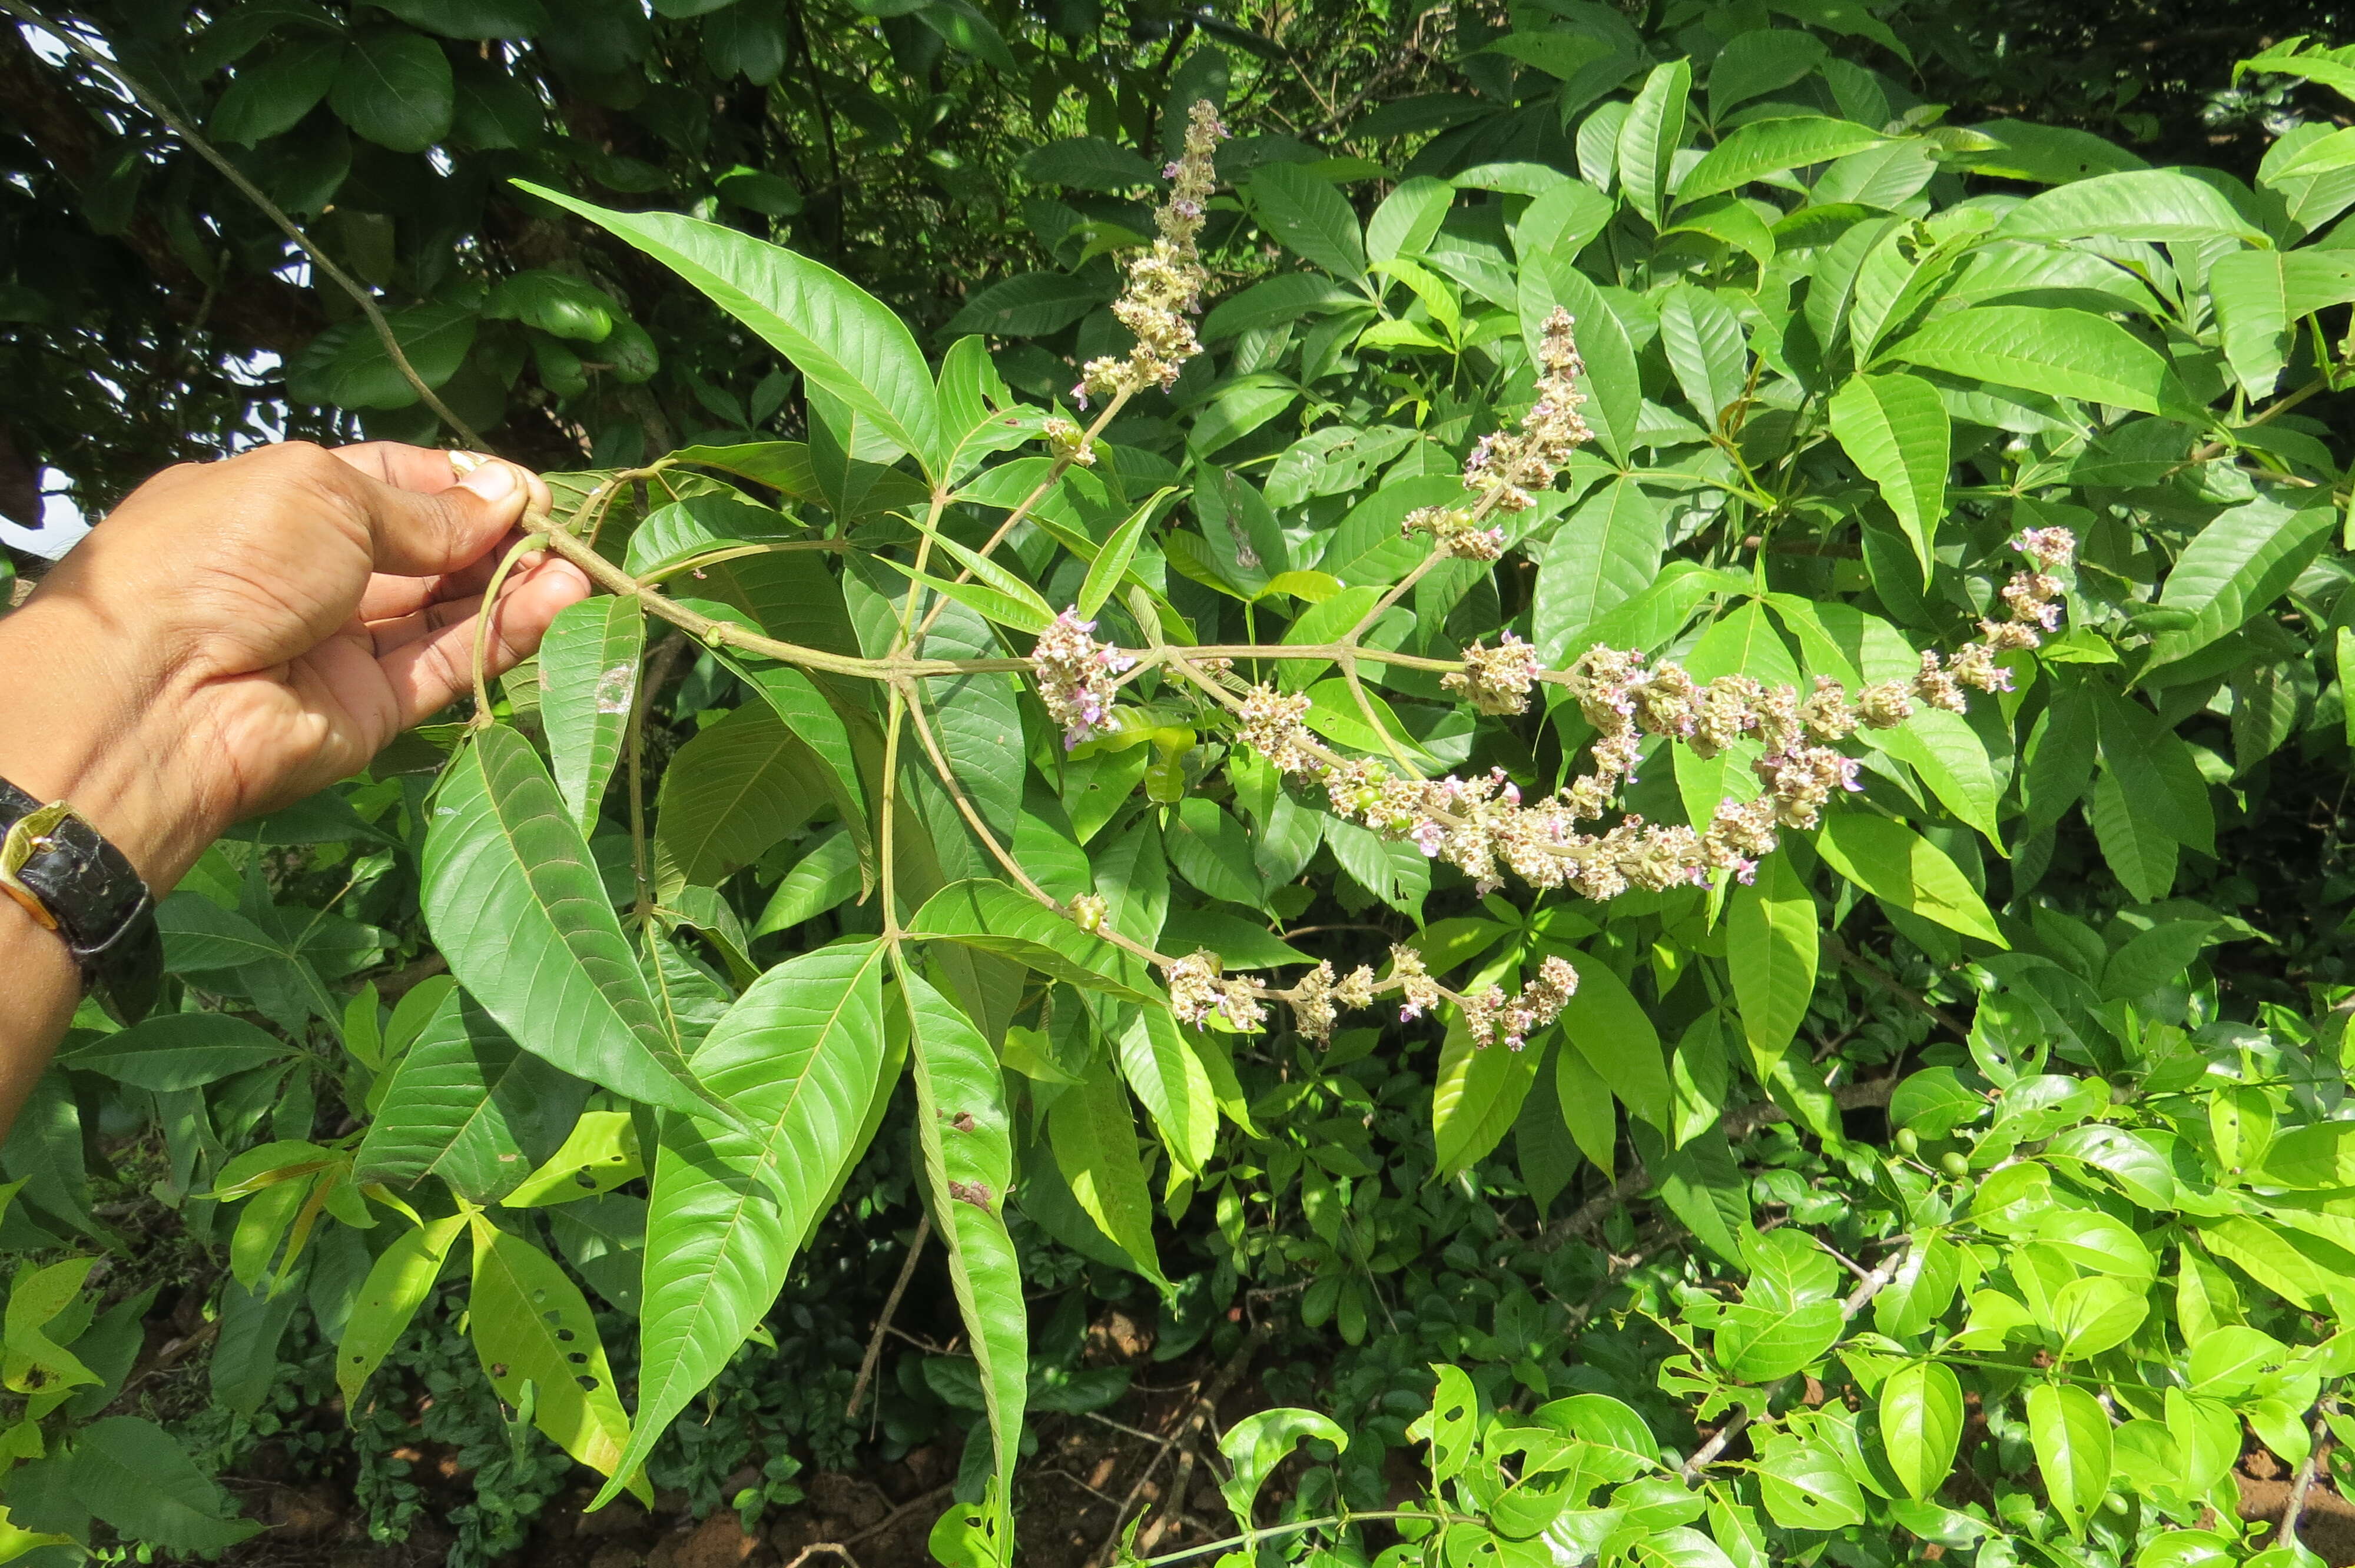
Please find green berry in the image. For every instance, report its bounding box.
[1940,1151,1970,1179]
[1893,1127,1919,1157]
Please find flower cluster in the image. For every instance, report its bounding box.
[1167,950,1266,1031]
[1041,415,1095,467]
[1460,956,1580,1050]
[1076,101,1226,407]
[1462,308,1594,513]
[1288,959,1379,1044]
[1443,633,1541,715]
[1226,529,2077,900]
[1402,504,1506,560]
[1032,609,1136,749]
[1391,944,1441,1022]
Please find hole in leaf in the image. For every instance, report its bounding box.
[576,1375,599,1391]
[555,1328,576,1342]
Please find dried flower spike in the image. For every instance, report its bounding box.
[1076,101,1226,408]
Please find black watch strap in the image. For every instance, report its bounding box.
[0,776,161,1025]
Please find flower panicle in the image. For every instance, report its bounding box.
[1032,608,1136,749]
[1220,523,2077,905]
[1076,101,1228,409]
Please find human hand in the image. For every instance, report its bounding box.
[0,441,590,887]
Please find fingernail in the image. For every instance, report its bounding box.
[458,461,518,503]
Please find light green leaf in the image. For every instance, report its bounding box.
[1888,305,2169,413]
[1726,854,1816,1077]
[1759,1434,1865,1530]
[1657,282,1749,427]
[1814,813,2005,945]
[1828,371,1948,584]
[1558,958,1671,1132]
[520,183,944,476]
[596,940,888,1506]
[469,1218,647,1501]
[2026,1382,2112,1539]
[538,595,645,834]
[901,967,1026,1541]
[1880,1360,1963,1500]
[1433,1014,1538,1180]
[1617,58,1693,228]
[1219,1409,1347,1530]
[1994,169,2266,245]
[908,879,1160,1004]
[1533,481,1665,670]
[1677,116,1888,203]
[2147,493,2334,672]
[1870,708,2002,848]
[1115,1004,1218,1177]
[1366,175,1455,263]
[1079,487,1180,619]
[1049,1055,1169,1288]
[336,1212,467,1411]
[422,725,736,1125]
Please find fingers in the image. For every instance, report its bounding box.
[319,443,552,579]
[375,553,593,727]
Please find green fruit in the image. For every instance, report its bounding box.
[1893,1127,1919,1157]
[1940,1151,1970,1179]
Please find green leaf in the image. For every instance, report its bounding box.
[2146,493,2334,672]
[909,592,1026,861]
[908,879,1160,1004]
[469,1218,646,1501]
[1616,59,1693,228]
[1433,1014,1539,1180]
[1657,283,1749,428]
[1534,478,1665,669]
[1715,1295,1844,1382]
[1366,175,1455,263]
[2026,1382,2112,1539]
[1049,1055,1169,1287]
[597,939,888,1505]
[1558,958,1671,1133]
[1249,164,1368,280]
[1870,709,2002,848]
[1726,854,1817,1076]
[1828,371,1948,585]
[1994,168,2264,245]
[2208,250,2295,397]
[211,35,345,145]
[2095,687,2214,854]
[2091,769,2177,901]
[353,988,586,1201]
[917,0,1016,71]
[1114,1003,1218,1177]
[901,968,1026,1538]
[1758,1434,1865,1530]
[946,271,1112,338]
[755,832,864,936]
[653,703,831,896]
[1879,1361,1963,1500]
[315,302,475,409]
[1677,116,1888,203]
[499,1109,642,1206]
[1520,257,1640,462]
[330,25,454,152]
[60,1012,291,1089]
[1079,487,1180,619]
[67,1416,262,1553]
[538,595,645,834]
[1219,1408,1347,1530]
[336,1212,466,1411]
[1020,136,1157,190]
[521,184,944,476]
[1201,274,1368,341]
[422,725,733,1125]
[2254,1121,2355,1188]
[1888,305,2170,413]
[372,0,548,36]
[1814,814,2005,945]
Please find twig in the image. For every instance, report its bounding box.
[2280,1401,2338,1551]
[1680,1407,1753,1481]
[1822,934,1971,1041]
[847,1215,931,1419]
[0,1,487,450]
[1127,1323,1273,1561]
[844,1485,954,1547]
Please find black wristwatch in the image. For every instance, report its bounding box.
[0,777,162,1024]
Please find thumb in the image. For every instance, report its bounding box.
[334,450,543,577]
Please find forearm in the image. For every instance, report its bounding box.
[0,593,224,1121]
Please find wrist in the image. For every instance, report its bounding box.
[0,596,226,892]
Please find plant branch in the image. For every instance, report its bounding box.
[845,1215,930,1419]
